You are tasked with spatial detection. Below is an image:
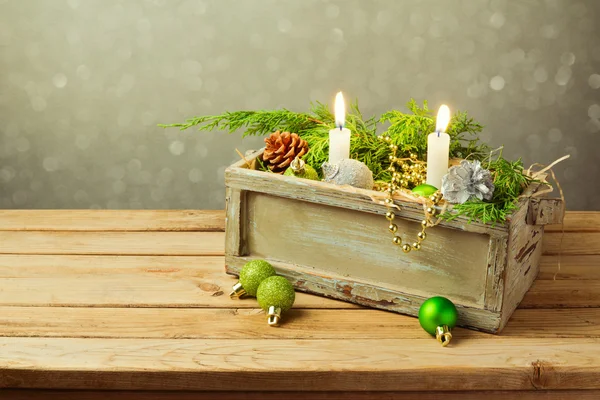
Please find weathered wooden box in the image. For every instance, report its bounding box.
[224,150,564,333]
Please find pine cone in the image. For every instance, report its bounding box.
[262,131,309,173]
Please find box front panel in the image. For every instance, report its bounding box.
[245,192,491,308]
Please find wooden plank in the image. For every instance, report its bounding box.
[0,255,357,309]
[539,255,600,280]
[1,254,597,309]
[501,308,600,337]
[0,228,593,257]
[1,337,600,391]
[546,212,600,232]
[542,232,600,255]
[521,280,600,308]
[4,390,600,400]
[0,307,598,339]
[0,210,225,232]
[0,209,590,234]
[0,307,475,340]
[0,232,224,255]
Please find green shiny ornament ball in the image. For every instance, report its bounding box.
[411,184,438,197]
[239,260,276,297]
[284,164,319,180]
[418,296,458,336]
[257,276,296,312]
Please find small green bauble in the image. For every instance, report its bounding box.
[418,296,458,346]
[411,184,439,197]
[231,260,276,298]
[283,158,319,180]
[257,276,296,326]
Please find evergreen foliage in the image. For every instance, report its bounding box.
[160,99,531,224]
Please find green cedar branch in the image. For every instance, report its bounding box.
[160,98,533,224]
[159,109,326,138]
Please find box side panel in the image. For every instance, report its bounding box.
[245,192,491,309]
[483,235,509,312]
[225,164,509,237]
[499,200,544,331]
[225,255,502,333]
[224,187,246,257]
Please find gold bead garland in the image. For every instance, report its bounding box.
[379,134,443,252]
[386,149,427,189]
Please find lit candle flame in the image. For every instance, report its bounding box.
[334,91,345,130]
[435,104,451,133]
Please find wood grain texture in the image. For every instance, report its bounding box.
[499,199,544,330]
[225,160,509,236]
[0,210,588,232]
[0,210,225,231]
[1,337,600,391]
[542,232,600,255]
[4,390,600,400]
[225,160,565,334]
[0,208,587,234]
[546,212,600,232]
[245,192,491,308]
[1,254,596,309]
[527,197,564,226]
[0,255,357,309]
[0,228,588,256]
[224,188,244,257]
[0,307,598,339]
[226,255,502,333]
[0,232,224,255]
[483,235,508,312]
[539,255,600,280]
[0,307,480,340]
[0,210,596,395]
[521,280,600,308]
[0,208,586,233]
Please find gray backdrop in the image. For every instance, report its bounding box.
[1,0,598,210]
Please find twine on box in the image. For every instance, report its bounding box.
[524,154,570,280]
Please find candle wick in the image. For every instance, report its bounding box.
[436,130,441,138]
[339,125,342,131]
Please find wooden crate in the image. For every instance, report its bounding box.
[224,150,564,333]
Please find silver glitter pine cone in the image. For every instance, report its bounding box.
[322,159,374,190]
[441,160,494,204]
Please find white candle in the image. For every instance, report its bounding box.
[328,92,351,164]
[426,105,451,189]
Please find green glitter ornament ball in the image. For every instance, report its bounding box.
[411,184,438,197]
[257,276,296,312]
[283,163,319,180]
[239,260,276,297]
[418,296,458,336]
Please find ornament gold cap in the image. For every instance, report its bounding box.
[229,282,247,299]
[435,325,453,347]
[290,157,305,174]
[267,305,282,327]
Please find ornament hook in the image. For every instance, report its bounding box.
[229,282,247,299]
[290,157,305,174]
[267,305,282,327]
[435,325,453,347]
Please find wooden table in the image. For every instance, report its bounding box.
[0,210,598,399]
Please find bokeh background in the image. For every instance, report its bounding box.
[0,0,598,209]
